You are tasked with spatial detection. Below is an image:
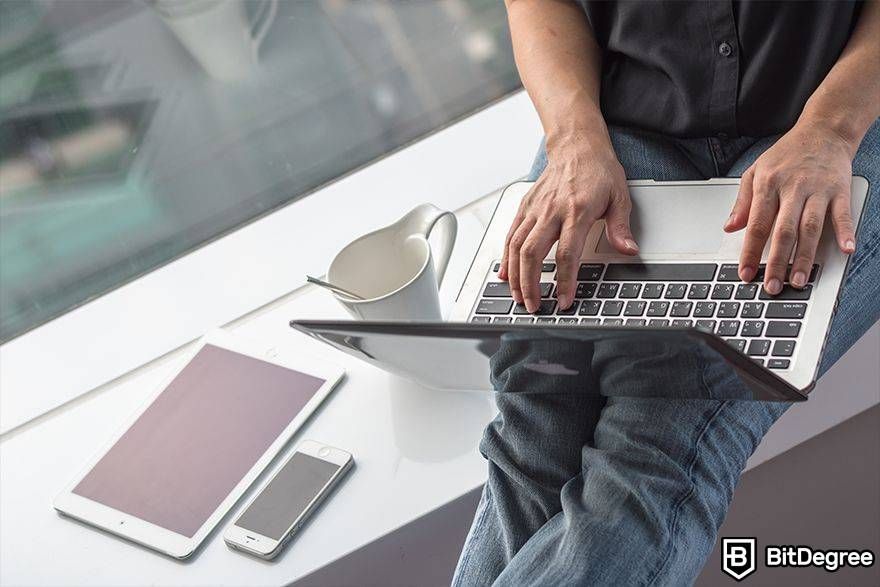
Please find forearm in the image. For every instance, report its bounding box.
[504,0,612,154]
[798,0,880,157]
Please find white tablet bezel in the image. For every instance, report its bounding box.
[53,329,345,559]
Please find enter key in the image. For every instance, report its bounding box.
[765,303,807,319]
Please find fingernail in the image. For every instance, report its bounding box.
[791,271,806,288]
[558,294,571,310]
[740,265,755,282]
[724,212,735,228]
[766,278,782,295]
[844,239,856,253]
[624,238,639,252]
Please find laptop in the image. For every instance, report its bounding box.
[292,178,870,401]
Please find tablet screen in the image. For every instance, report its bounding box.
[73,344,325,537]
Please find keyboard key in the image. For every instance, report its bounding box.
[556,301,580,316]
[471,316,491,323]
[741,302,764,318]
[597,283,619,298]
[493,317,513,324]
[671,301,693,317]
[671,319,693,327]
[772,340,796,356]
[558,317,579,325]
[647,301,670,316]
[642,283,665,299]
[476,299,513,314]
[620,283,642,298]
[514,300,557,315]
[576,282,598,298]
[741,320,764,337]
[492,262,500,272]
[728,338,746,352]
[753,358,765,366]
[717,302,740,318]
[649,319,670,327]
[602,301,624,316]
[626,319,647,326]
[712,284,735,299]
[664,284,688,299]
[542,262,556,272]
[768,359,791,369]
[748,339,771,356]
[577,264,605,281]
[536,317,557,324]
[759,284,812,300]
[515,317,535,324]
[735,283,759,299]
[717,264,741,281]
[624,301,647,316]
[695,320,716,333]
[603,318,625,326]
[766,302,807,318]
[603,263,717,281]
[693,301,716,317]
[482,281,554,298]
[579,300,602,316]
[688,284,711,299]
[766,321,801,337]
[717,320,740,336]
[580,318,601,325]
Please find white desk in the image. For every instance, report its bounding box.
[2,190,878,586]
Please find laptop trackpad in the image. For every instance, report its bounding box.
[595,187,732,254]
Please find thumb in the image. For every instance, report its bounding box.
[604,191,638,255]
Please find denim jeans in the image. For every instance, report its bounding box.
[453,120,880,586]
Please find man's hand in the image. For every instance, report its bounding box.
[500,137,638,313]
[725,120,857,293]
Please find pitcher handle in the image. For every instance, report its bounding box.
[406,204,458,286]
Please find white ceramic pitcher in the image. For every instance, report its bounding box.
[327,204,457,321]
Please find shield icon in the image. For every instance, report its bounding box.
[722,537,756,581]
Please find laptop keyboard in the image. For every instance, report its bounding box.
[469,261,819,371]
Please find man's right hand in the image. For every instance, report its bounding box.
[499,136,639,313]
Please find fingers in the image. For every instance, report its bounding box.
[763,193,805,294]
[519,219,559,313]
[506,217,536,305]
[555,217,592,310]
[603,189,639,255]
[739,177,779,282]
[726,167,754,232]
[790,196,827,288]
[499,210,524,281]
[830,191,857,254]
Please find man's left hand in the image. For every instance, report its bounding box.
[725,120,857,293]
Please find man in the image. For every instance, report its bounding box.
[454,1,879,585]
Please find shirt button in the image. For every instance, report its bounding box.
[718,42,733,57]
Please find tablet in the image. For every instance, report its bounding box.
[54,330,344,559]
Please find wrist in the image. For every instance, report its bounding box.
[798,103,866,159]
[545,118,616,163]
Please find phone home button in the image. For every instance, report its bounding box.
[319,447,331,457]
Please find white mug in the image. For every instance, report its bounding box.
[327,204,457,321]
[150,0,277,82]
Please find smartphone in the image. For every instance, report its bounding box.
[224,440,353,559]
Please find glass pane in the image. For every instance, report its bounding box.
[0,0,521,342]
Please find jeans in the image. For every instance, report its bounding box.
[453,120,880,586]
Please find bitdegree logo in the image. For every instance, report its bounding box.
[766,545,875,572]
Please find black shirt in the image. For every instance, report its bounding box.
[580,1,863,138]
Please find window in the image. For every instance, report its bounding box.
[0,0,520,342]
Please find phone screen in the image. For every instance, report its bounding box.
[234,452,342,540]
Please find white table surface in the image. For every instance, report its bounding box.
[0,196,499,586]
[2,188,877,586]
